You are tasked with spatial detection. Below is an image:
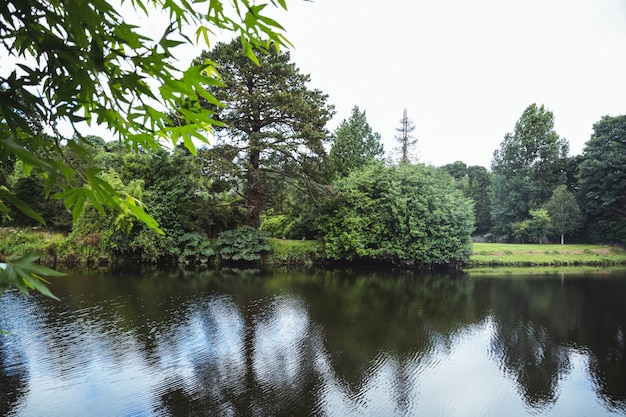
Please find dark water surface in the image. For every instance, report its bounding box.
[1,268,625,416]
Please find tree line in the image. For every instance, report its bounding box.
[444,103,626,246]
[2,37,626,271]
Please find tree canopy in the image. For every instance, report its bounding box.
[490,103,569,235]
[578,114,626,243]
[319,163,475,266]
[329,106,384,178]
[195,38,335,229]
[0,0,292,295]
[545,184,581,244]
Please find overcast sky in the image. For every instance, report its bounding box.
[6,0,626,169]
[273,0,626,167]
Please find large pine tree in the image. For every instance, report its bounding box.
[196,39,335,229]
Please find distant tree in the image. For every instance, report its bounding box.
[511,209,551,244]
[577,114,626,243]
[527,208,551,244]
[441,161,467,180]
[465,165,492,235]
[329,106,384,178]
[393,109,418,164]
[490,103,569,235]
[545,185,582,244]
[319,163,474,266]
[196,39,335,229]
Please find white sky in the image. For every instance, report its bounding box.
[4,0,626,169]
[276,0,626,167]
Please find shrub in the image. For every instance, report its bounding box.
[216,226,271,261]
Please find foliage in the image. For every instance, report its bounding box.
[0,227,65,261]
[441,162,492,235]
[177,232,215,264]
[216,226,271,261]
[577,114,626,244]
[318,163,475,266]
[441,161,467,180]
[490,103,569,235]
[545,185,582,244]
[1,0,292,296]
[527,208,551,244]
[512,209,551,244]
[196,38,335,229]
[329,106,384,178]
[0,254,63,299]
[464,165,492,235]
[267,238,323,265]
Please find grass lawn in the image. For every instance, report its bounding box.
[469,242,626,267]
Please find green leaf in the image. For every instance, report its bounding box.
[0,186,46,224]
[0,254,64,300]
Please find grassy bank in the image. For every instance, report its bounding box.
[2,227,626,270]
[468,243,626,267]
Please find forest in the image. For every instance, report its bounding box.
[2,1,626,281]
[2,37,626,273]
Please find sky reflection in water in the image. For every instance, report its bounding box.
[1,269,625,416]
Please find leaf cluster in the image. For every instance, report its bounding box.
[1,0,291,296]
[216,225,270,261]
[0,254,63,299]
[319,163,475,266]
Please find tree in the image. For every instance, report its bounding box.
[464,165,492,235]
[393,109,418,164]
[196,38,335,229]
[577,114,626,243]
[527,208,551,244]
[0,0,291,295]
[545,185,582,244]
[441,161,467,181]
[490,103,569,235]
[329,106,384,178]
[318,163,475,266]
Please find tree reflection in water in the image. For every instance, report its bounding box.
[0,268,624,416]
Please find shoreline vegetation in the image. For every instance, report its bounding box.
[1,227,626,271]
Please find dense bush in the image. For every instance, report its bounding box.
[318,163,475,266]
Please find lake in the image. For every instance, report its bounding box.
[1,267,625,416]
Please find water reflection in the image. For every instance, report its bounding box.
[0,268,625,416]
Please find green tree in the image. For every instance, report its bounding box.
[527,208,551,244]
[464,165,492,235]
[545,185,582,244]
[577,115,626,243]
[329,106,384,178]
[490,103,569,236]
[319,163,474,266]
[393,108,418,164]
[196,38,335,229]
[441,161,467,181]
[0,0,292,295]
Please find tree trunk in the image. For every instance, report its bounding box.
[246,149,261,229]
[561,234,564,245]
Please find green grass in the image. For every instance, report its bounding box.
[268,238,324,266]
[469,243,626,267]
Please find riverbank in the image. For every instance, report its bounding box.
[468,242,626,267]
[2,227,626,269]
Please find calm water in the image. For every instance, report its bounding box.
[1,267,625,416]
